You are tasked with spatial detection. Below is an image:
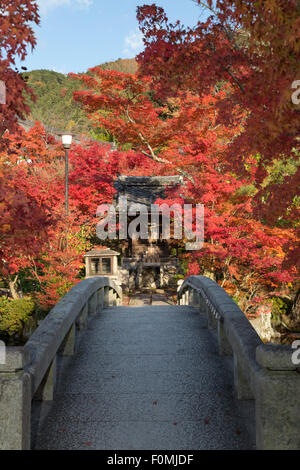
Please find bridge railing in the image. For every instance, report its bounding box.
[178,275,300,450]
[0,277,122,450]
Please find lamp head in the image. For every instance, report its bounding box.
[62,134,72,149]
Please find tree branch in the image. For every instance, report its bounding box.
[125,106,196,184]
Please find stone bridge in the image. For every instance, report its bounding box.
[0,276,299,450]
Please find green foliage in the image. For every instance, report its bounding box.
[22,59,138,136]
[0,298,36,337]
[271,296,292,322]
[265,155,300,186]
[173,274,184,280]
[23,69,91,135]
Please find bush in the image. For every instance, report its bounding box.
[271,296,292,323]
[0,298,36,337]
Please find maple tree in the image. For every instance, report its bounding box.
[0,121,161,308]
[0,0,39,150]
[71,68,242,183]
[71,67,298,316]
[136,1,300,226]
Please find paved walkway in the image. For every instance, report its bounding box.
[32,306,255,450]
[128,292,172,306]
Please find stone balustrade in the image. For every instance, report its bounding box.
[0,277,122,450]
[177,275,300,450]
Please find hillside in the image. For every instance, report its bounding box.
[23,58,137,137]
[98,58,137,74]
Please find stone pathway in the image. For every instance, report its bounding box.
[128,291,172,306]
[32,306,255,450]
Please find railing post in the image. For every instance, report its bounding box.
[254,369,300,449]
[188,288,194,306]
[206,304,217,330]
[35,356,57,402]
[177,280,184,305]
[0,348,31,450]
[104,286,109,307]
[76,303,88,330]
[98,288,104,311]
[192,290,200,307]
[254,345,300,449]
[88,292,97,316]
[198,294,205,312]
[233,354,253,400]
[116,294,122,306]
[109,288,117,306]
[217,318,233,356]
[59,323,75,356]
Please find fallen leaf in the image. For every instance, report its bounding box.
[85,442,93,446]
[173,422,178,425]
[204,418,210,424]
[153,401,158,405]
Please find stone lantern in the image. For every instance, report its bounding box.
[84,247,120,280]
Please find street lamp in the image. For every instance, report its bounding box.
[62,134,72,217]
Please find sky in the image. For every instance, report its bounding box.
[19,0,208,74]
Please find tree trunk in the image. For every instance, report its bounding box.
[291,288,300,326]
[8,276,20,300]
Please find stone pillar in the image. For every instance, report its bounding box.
[192,291,200,307]
[76,303,88,330]
[254,370,300,449]
[85,257,91,278]
[0,348,31,450]
[88,292,97,316]
[188,289,193,306]
[112,255,118,276]
[98,288,104,311]
[109,289,117,306]
[217,319,233,356]
[35,356,57,402]
[59,324,75,356]
[233,354,253,400]
[104,286,109,307]
[254,345,300,449]
[206,303,217,330]
[199,294,206,313]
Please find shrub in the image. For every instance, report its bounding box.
[271,296,292,323]
[0,298,36,337]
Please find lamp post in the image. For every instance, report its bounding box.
[62,134,72,216]
[62,134,72,249]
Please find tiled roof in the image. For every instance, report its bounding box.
[114,175,183,207]
[84,248,120,257]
